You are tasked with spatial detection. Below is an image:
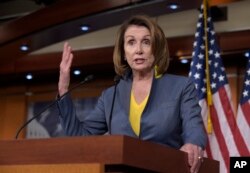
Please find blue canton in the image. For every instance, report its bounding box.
[240,59,250,104]
[189,5,228,100]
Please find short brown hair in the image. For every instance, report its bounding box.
[113,15,170,76]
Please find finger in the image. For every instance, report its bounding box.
[62,42,69,62]
[190,149,199,173]
[62,42,72,62]
[65,43,72,63]
[193,145,199,164]
[193,158,202,173]
[66,46,74,68]
[189,153,196,173]
[187,145,200,173]
[192,147,203,173]
[180,146,194,167]
[61,43,73,69]
[67,52,73,69]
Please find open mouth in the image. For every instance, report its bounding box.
[134,58,145,64]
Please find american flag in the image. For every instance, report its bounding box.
[237,58,250,153]
[189,3,249,173]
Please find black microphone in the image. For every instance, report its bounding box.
[15,74,94,139]
[114,75,121,84]
[109,75,121,134]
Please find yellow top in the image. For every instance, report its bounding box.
[129,92,149,136]
[129,66,161,135]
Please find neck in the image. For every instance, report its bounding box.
[132,69,154,81]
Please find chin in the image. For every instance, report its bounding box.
[133,67,152,73]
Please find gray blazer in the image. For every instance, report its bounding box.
[57,73,207,149]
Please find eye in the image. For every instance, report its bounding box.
[143,39,151,45]
[127,39,135,45]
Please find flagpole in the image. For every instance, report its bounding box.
[203,0,213,133]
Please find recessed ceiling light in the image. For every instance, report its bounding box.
[168,3,179,10]
[26,73,33,80]
[20,45,29,51]
[180,59,189,64]
[73,69,81,75]
[80,25,90,32]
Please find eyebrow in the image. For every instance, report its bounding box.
[124,35,151,39]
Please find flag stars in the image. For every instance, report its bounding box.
[198,53,204,59]
[189,4,250,170]
[189,72,192,77]
[210,39,215,45]
[197,22,201,28]
[190,4,229,98]
[193,41,197,47]
[201,87,206,93]
[211,82,217,88]
[214,62,219,68]
[243,90,248,97]
[240,60,250,103]
[209,49,213,55]
[215,52,220,58]
[219,75,225,82]
[247,69,250,75]
[245,79,250,86]
[194,73,200,79]
[192,51,195,57]
[213,72,217,79]
[196,63,202,70]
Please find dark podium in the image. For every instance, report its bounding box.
[0,135,219,173]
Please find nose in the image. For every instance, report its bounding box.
[135,43,143,54]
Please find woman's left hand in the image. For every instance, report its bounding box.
[180,143,204,173]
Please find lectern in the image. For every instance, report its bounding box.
[0,135,219,173]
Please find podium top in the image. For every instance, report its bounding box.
[0,135,218,173]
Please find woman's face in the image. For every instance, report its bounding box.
[123,25,155,73]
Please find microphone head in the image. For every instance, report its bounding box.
[85,74,94,81]
[114,75,121,84]
[79,75,94,85]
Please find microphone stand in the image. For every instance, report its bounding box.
[108,75,121,134]
[15,75,94,139]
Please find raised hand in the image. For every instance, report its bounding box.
[58,42,74,96]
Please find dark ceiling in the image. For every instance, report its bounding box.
[0,0,203,62]
[0,0,249,86]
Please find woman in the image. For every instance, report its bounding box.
[57,15,206,173]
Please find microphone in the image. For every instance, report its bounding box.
[114,75,121,84]
[109,75,121,134]
[15,74,94,139]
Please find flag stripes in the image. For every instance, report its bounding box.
[188,2,249,173]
